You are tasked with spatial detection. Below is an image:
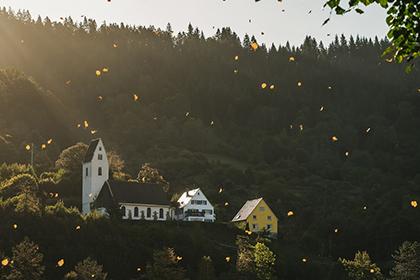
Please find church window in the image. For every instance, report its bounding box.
[134,207,139,217]
[147,208,151,218]
[85,167,88,176]
[98,154,103,160]
[121,206,126,217]
[98,167,102,176]
[159,208,164,219]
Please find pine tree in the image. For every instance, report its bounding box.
[165,23,173,34]
[243,34,250,48]
[5,238,44,280]
[389,241,420,280]
[145,248,186,280]
[64,257,107,280]
[339,251,383,280]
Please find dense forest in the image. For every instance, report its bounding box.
[0,7,420,280]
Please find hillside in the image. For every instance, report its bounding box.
[0,7,419,280]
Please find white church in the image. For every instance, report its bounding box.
[81,138,215,222]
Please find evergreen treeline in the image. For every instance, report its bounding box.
[0,7,420,280]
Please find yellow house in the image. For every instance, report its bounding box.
[231,198,278,236]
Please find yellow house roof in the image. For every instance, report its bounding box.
[232,198,266,222]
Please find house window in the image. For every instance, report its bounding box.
[203,200,207,205]
[134,207,139,217]
[252,224,258,230]
[253,215,257,220]
[267,224,272,231]
[85,167,88,176]
[267,215,272,220]
[259,206,265,212]
[98,154,103,160]
[147,208,151,218]
[191,200,195,205]
[121,206,126,217]
[159,208,164,219]
[98,167,102,176]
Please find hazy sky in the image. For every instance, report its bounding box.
[1,0,388,46]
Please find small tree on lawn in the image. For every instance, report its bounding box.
[339,251,383,280]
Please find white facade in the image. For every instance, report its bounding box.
[121,203,172,221]
[82,139,109,214]
[176,188,215,222]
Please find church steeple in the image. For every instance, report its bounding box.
[82,138,109,214]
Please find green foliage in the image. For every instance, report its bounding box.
[44,200,81,219]
[39,169,65,184]
[14,188,41,215]
[137,163,170,192]
[145,247,186,280]
[64,258,107,280]
[339,251,383,280]
[0,163,30,182]
[324,0,419,69]
[55,143,88,176]
[108,151,130,181]
[236,236,256,278]
[389,241,420,280]
[4,238,44,280]
[0,173,37,198]
[254,242,276,280]
[0,6,419,280]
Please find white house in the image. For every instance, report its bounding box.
[82,138,109,214]
[175,188,215,222]
[82,138,172,220]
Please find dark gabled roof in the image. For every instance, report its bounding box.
[83,139,100,163]
[101,180,170,205]
[231,198,263,222]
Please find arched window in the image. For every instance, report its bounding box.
[121,206,126,217]
[134,207,139,217]
[159,208,164,219]
[147,208,151,218]
[98,167,102,176]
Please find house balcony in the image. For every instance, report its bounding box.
[177,210,215,222]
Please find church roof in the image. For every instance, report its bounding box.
[83,138,100,163]
[231,198,263,222]
[101,180,170,206]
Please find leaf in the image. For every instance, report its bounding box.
[322,18,330,26]
[335,6,346,15]
[57,259,65,267]
[250,42,259,51]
